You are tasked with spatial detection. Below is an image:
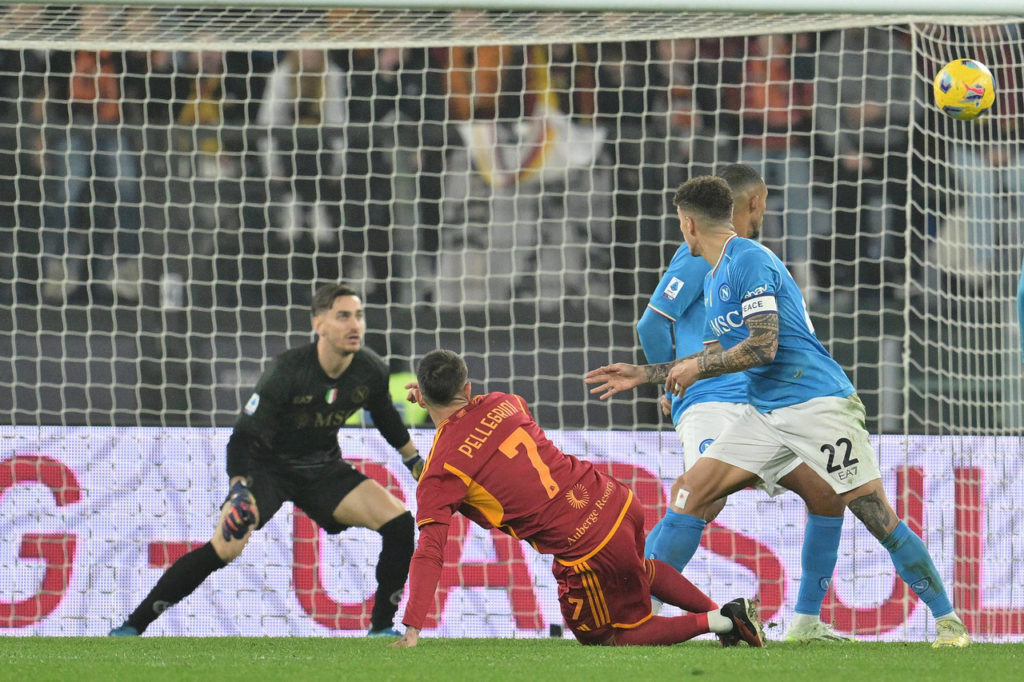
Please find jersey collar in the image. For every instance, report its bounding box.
[711,233,739,276]
[437,394,485,429]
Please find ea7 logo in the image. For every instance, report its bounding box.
[836,466,859,481]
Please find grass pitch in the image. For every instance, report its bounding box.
[1,637,1021,681]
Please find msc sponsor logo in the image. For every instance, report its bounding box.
[708,310,744,336]
[294,410,357,429]
[663,277,684,301]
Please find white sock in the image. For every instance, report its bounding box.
[936,612,963,625]
[790,612,820,628]
[707,609,732,634]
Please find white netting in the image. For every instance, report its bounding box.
[1,2,1023,640]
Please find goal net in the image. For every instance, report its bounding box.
[1,1,1022,641]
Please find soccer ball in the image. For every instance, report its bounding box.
[933,58,996,121]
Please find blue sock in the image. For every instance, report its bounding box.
[643,518,665,559]
[882,521,954,618]
[794,513,844,616]
[643,510,707,573]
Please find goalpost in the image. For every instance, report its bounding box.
[0,0,1022,640]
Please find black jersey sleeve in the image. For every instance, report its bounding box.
[225,357,291,477]
[363,360,413,452]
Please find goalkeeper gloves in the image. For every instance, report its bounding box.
[222,480,257,541]
[403,454,424,481]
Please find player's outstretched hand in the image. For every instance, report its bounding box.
[390,626,420,648]
[584,363,646,400]
[405,381,423,406]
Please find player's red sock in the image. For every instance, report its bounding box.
[613,613,711,646]
[646,558,717,612]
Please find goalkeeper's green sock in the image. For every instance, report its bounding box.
[127,541,226,633]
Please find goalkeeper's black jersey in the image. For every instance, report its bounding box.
[227,342,410,474]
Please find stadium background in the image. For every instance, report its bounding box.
[0,1,1022,641]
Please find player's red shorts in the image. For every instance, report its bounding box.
[551,497,652,645]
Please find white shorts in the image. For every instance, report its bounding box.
[701,394,882,496]
[676,401,799,496]
[675,402,748,472]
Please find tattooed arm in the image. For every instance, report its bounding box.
[663,312,779,396]
[589,309,778,399]
[585,312,779,400]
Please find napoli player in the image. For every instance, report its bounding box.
[638,165,848,642]
[588,176,970,648]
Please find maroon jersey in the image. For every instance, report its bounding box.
[415,392,632,558]
[404,392,634,630]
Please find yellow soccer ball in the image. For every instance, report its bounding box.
[933,58,996,121]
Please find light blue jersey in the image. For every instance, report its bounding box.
[702,235,854,412]
[639,243,747,424]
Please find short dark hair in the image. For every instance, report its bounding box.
[716,163,765,196]
[416,349,468,406]
[672,176,733,223]
[311,283,360,316]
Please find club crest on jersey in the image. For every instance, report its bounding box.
[352,386,369,403]
[243,393,260,415]
[565,483,590,509]
[663,277,684,301]
[325,388,338,404]
[698,438,714,453]
[718,284,731,301]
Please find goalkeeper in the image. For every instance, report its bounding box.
[110,283,422,637]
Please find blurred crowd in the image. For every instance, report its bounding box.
[0,8,1021,316]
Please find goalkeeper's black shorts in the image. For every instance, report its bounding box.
[234,458,369,534]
